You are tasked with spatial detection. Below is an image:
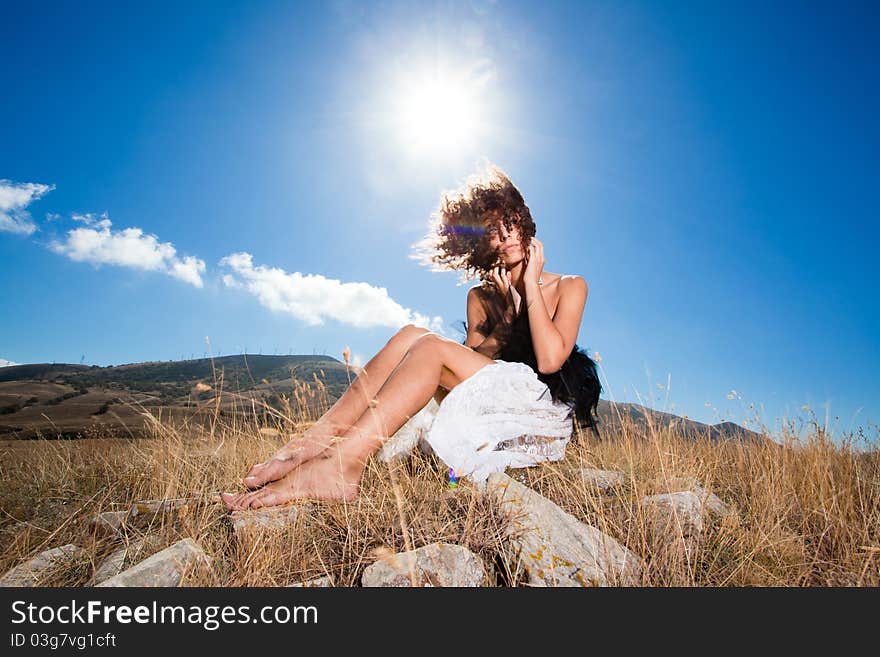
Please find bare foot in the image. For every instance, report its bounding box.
[224,453,363,510]
[243,431,339,489]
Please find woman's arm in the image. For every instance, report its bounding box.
[526,275,588,374]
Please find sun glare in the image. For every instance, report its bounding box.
[397,76,476,153]
[386,60,493,160]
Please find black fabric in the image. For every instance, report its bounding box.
[458,292,603,439]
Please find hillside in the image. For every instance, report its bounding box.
[0,354,764,442]
[0,355,353,439]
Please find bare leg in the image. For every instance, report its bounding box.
[243,324,434,488]
[224,333,495,509]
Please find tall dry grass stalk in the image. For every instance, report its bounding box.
[0,368,877,587]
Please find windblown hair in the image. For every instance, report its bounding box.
[410,163,536,286]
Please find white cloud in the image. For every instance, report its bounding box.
[49,215,206,288]
[219,251,445,332]
[71,212,103,225]
[169,255,207,288]
[0,179,55,235]
[0,358,19,368]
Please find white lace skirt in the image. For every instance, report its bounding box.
[378,360,574,487]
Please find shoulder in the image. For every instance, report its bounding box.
[467,284,487,302]
[467,284,490,312]
[555,274,587,290]
[559,275,588,299]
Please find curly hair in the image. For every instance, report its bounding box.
[410,163,536,286]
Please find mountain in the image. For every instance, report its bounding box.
[592,400,766,443]
[0,355,765,443]
[0,355,355,439]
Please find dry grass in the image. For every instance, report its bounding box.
[0,378,877,587]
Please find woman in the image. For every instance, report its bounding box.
[222,165,601,510]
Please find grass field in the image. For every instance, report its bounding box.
[1,380,877,587]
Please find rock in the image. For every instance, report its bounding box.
[486,473,643,586]
[88,536,163,585]
[641,491,705,539]
[378,398,440,462]
[127,498,195,521]
[577,468,625,492]
[640,490,714,561]
[640,484,734,558]
[96,538,211,587]
[655,476,733,519]
[361,542,486,587]
[89,548,128,586]
[89,511,129,538]
[691,485,732,518]
[230,504,312,536]
[0,544,88,587]
[287,575,334,587]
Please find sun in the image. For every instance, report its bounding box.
[397,75,477,154]
[386,60,493,159]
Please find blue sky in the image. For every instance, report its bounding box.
[2,0,877,441]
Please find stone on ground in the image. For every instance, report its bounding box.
[127,498,195,521]
[88,536,164,586]
[641,491,705,539]
[487,473,643,586]
[230,504,312,537]
[659,476,733,518]
[577,468,625,492]
[96,538,210,587]
[361,542,486,587]
[287,575,334,587]
[377,398,440,462]
[691,485,732,518]
[0,544,88,587]
[89,511,129,539]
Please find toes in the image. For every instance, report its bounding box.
[250,487,285,509]
[236,490,260,510]
[244,466,269,489]
[222,492,251,511]
[244,463,268,488]
[233,493,250,511]
[249,493,269,509]
[244,457,290,488]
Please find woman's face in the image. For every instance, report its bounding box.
[486,216,525,267]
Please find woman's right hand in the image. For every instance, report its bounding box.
[490,265,522,318]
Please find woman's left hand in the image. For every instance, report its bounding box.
[524,237,545,288]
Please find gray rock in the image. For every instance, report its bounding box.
[486,473,643,586]
[577,468,625,492]
[89,548,128,586]
[691,485,732,518]
[659,477,733,519]
[88,536,163,586]
[640,490,712,561]
[0,544,88,587]
[361,542,486,587]
[230,504,312,536]
[96,538,210,587]
[287,575,334,587]
[89,511,129,538]
[641,491,705,538]
[378,398,440,462]
[127,498,195,521]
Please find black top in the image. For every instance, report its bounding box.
[459,285,603,438]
